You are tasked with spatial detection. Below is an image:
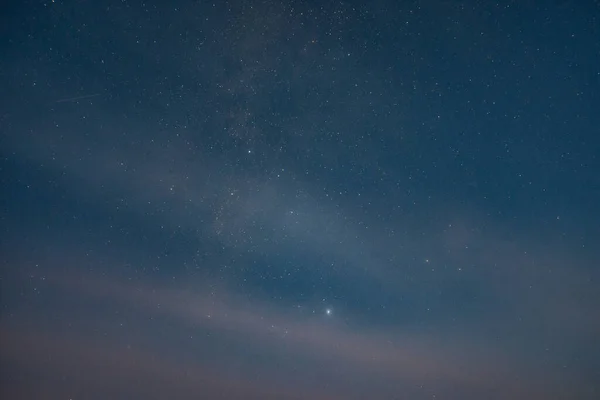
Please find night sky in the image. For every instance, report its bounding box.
[1,1,600,399]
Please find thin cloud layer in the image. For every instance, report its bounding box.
[2,1,599,398]
[2,236,596,399]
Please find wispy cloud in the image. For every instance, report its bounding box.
[3,244,595,399]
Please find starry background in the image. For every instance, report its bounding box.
[1,0,600,399]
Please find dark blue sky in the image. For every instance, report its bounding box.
[1,1,599,399]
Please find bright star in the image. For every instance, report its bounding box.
[325,308,332,316]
